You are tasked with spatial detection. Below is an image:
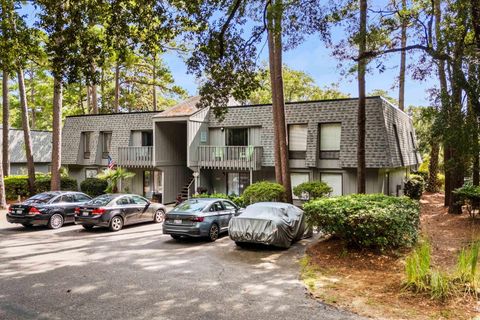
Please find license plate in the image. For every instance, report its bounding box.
[82,212,89,216]
[16,209,23,214]
[174,219,182,224]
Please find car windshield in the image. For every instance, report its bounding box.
[173,200,207,213]
[87,194,114,206]
[25,193,58,204]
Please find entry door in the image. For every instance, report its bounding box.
[227,172,250,196]
[321,173,343,196]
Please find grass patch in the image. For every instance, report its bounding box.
[299,256,320,291]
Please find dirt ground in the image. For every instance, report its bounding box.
[304,193,480,320]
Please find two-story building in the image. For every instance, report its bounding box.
[62,96,421,204]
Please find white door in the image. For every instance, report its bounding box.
[321,173,343,196]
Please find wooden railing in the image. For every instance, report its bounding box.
[197,145,263,170]
[117,146,153,167]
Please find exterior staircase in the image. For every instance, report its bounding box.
[177,176,195,202]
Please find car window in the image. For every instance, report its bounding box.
[222,201,237,210]
[116,196,131,205]
[132,196,148,205]
[209,202,224,212]
[61,194,75,203]
[88,194,114,206]
[75,194,91,202]
[173,200,207,213]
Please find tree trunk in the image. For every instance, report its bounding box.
[29,70,36,129]
[91,85,98,114]
[2,69,10,177]
[268,0,292,203]
[398,0,407,111]
[0,152,6,208]
[51,77,62,191]
[86,85,91,113]
[153,54,157,111]
[100,68,105,111]
[114,62,120,112]
[426,142,439,192]
[17,69,36,195]
[267,22,283,186]
[357,0,367,194]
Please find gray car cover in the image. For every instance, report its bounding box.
[228,202,306,248]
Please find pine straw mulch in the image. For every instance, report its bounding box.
[304,193,480,320]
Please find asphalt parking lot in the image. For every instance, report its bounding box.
[0,212,361,320]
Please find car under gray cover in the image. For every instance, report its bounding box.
[228,202,307,248]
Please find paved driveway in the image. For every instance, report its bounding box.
[0,211,361,320]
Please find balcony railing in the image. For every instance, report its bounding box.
[198,145,263,171]
[117,146,153,167]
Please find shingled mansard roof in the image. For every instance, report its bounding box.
[0,128,52,163]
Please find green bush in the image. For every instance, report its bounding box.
[4,175,78,200]
[293,181,332,200]
[80,178,108,197]
[303,194,420,250]
[404,174,425,200]
[242,181,285,205]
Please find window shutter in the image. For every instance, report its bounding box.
[320,123,341,151]
[289,124,308,151]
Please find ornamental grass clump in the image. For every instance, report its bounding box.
[404,240,432,293]
[303,194,420,250]
[455,241,480,296]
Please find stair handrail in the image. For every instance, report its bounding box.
[187,177,195,199]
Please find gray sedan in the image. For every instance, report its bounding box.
[163,198,240,241]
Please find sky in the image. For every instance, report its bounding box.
[19,4,436,108]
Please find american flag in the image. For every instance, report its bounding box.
[107,155,116,169]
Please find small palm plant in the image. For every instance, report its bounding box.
[97,168,135,193]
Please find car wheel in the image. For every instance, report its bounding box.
[48,213,64,229]
[82,225,94,230]
[171,234,182,240]
[21,223,33,228]
[109,216,123,232]
[208,223,219,242]
[153,209,165,223]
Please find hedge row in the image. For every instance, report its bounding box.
[303,194,420,250]
[5,175,78,200]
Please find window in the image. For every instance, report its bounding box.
[143,171,153,197]
[102,132,112,159]
[75,194,91,202]
[116,197,131,205]
[222,201,237,210]
[319,123,341,159]
[226,128,248,146]
[83,132,91,159]
[85,168,98,179]
[291,172,309,200]
[141,131,153,146]
[60,194,75,203]
[209,202,224,212]
[393,124,404,166]
[227,172,250,196]
[132,195,148,205]
[321,173,342,196]
[288,124,308,159]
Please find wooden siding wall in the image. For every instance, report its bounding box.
[154,122,187,166]
[187,120,208,168]
[162,165,190,203]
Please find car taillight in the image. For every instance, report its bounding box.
[74,207,80,214]
[92,208,106,215]
[7,205,12,212]
[29,207,41,215]
[192,216,204,222]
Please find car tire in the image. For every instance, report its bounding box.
[109,216,124,232]
[208,223,219,242]
[21,223,33,228]
[48,213,64,229]
[171,234,182,240]
[153,209,165,223]
[82,225,94,230]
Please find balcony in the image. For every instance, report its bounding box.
[198,145,263,171]
[117,146,153,167]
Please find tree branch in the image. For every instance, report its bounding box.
[218,0,243,58]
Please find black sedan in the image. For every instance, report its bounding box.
[7,191,92,229]
[75,194,167,232]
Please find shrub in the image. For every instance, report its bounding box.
[80,178,108,197]
[242,181,285,205]
[303,194,420,250]
[404,174,425,200]
[293,181,332,200]
[4,175,78,200]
